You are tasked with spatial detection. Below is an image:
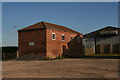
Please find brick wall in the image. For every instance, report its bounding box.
[18,28,83,59]
[46,29,82,58]
[18,29,46,58]
[64,34,83,57]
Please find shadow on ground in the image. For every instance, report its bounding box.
[69,56,120,59]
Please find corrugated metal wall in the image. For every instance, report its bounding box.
[83,35,120,55]
[96,35,120,45]
[96,35,120,54]
[83,38,95,55]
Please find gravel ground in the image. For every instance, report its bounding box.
[2,59,119,78]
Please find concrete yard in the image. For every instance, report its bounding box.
[2,59,119,78]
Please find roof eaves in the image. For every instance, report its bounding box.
[83,26,119,38]
[18,28,45,32]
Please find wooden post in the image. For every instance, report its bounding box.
[110,44,113,54]
[94,37,96,54]
[119,44,120,54]
[17,50,19,59]
[100,44,103,54]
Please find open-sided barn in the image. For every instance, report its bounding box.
[83,26,120,55]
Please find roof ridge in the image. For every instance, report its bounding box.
[41,21,69,29]
[41,21,47,28]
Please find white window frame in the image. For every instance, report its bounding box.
[52,33,56,40]
[29,42,34,46]
[71,35,73,40]
[62,34,65,41]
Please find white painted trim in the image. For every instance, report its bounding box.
[71,35,73,39]
[52,33,56,40]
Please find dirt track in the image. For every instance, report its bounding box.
[2,59,119,78]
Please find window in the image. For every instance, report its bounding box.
[109,30,118,34]
[29,42,34,46]
[52,33,56,40]
[77,37,80,42]
[62,34,65,41]
[71,35,73,40]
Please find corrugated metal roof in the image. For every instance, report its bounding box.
[83,26,120,38]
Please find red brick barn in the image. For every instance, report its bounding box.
[18,21,83,59]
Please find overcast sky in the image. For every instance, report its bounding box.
[2,2,118,46]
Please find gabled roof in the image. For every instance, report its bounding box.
[83,26,120,38]
[18,21,81,34]
[18,21,45,31]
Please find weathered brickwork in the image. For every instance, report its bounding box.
[46,29,82,58]
[18,21,83,59]
[18,29,46,58]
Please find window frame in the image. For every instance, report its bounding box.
[52,33,56,40]
[62,34,65,41]
[29,42,34,46]
[71,35,73,40]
